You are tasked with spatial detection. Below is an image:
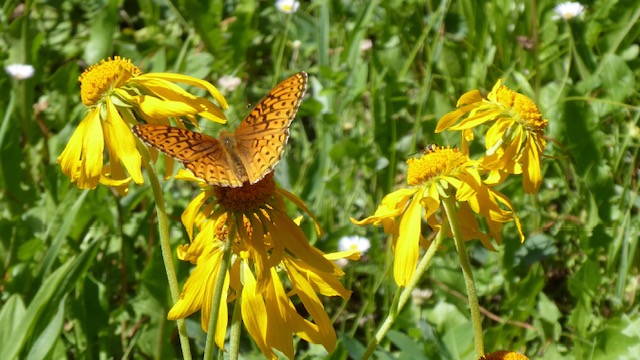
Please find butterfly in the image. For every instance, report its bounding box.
[133,71,308,188]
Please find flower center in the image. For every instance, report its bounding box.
[79,56,141,106]
[495,85,548,130]
[407,146,468,186]
[213,172,276,212]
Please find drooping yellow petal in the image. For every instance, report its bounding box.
[262,210,334,274]
[285,259,337,352]
[57,109,97,185]
[395,189,425,287]
[103,98,143,184]
[277,188,323,236]
[240,263,273,359]
[264,268,295,359]
[182,191,208,241]
[286,257,351,299]
[522,134,542,194]
[136,72,229,109]
[167,243,229,344]
[78,108,105,189]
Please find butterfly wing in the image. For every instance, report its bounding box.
[132,124,244,187]
[233,72,308,184]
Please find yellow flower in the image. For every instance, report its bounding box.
[57,56,228,193]
[352,146,523,286]
[480,350,529,360]
[436,79,548,193]
[168,170,354,358]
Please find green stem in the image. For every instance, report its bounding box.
[140,148,192,360]
[203,218,235,360]
[273,13,293,82]
[361,229,447,359]
[440,195,484,358]
[229,283,243,360]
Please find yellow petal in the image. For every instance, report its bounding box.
[57,110,94,184]
[266,211,335,274]
[240,263,274,359]
[435,102,477,133]
[264,269,295,358]
[104,98,144,184]
[395,189,424,286]
[285,260,337,352]
[182,191,207,241]
[136,72,229,109]
[457,89,483,106]
[276,188,323,236]
[522,134,542,194]
[351,188,418,232]
[286,257,351,299]
[450,108,502,130]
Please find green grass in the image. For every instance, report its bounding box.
[1,0,640,358]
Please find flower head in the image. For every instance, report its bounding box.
[5,63,34,80]
[57,56,228,193]
[480,350,529,360]
[553,2,585,21]
[352,146,523,286]
[360,39,373,52]
[338,235,371,253]
[436,79,548,193]
[217,75,242,92]
[169,170,355,358]
[276,0,300,13]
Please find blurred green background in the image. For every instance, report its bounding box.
[1,0,639,358]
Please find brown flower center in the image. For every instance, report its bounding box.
[213,172,276,212]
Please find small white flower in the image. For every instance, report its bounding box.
[360,39,373,52]
[291,40,302,49]
[217,75,242,92]
[276,0,300,14]
[553,2,585,20]
[338,235,371,254]
[5,63,34,80]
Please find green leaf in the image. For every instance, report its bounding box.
[83,0,120,64]
[387,329,428,360]
[26,297,66,360]
[0,240,99,359]
[0,294,26,347]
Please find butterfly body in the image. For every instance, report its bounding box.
[133,72,308,188]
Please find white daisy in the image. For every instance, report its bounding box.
[217,75,242,92]
[5,63,34,80]
[338,235,371,253]
[276,0,300,14]
[554,2,585,20]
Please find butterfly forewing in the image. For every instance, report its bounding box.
[233,72,308,183]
